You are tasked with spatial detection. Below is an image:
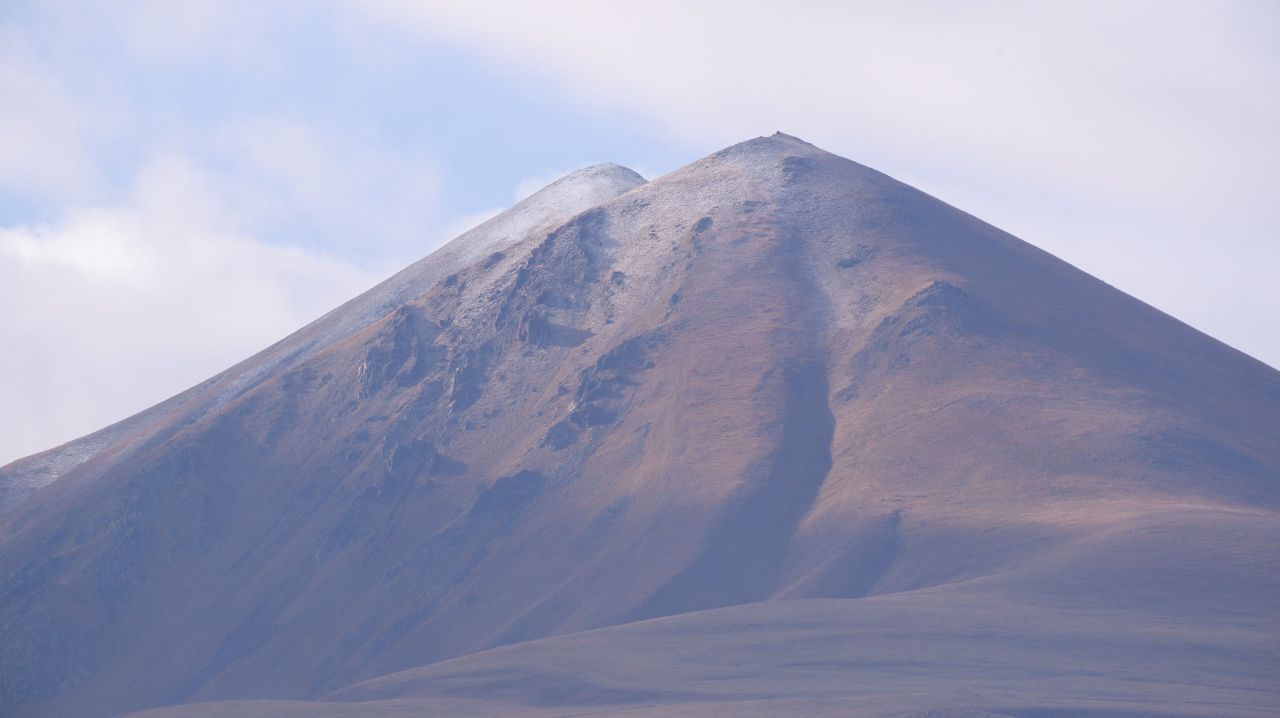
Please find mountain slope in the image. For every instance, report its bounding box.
[1,134,1277,718]
[0,162,646,515]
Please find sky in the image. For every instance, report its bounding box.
[1,1,1277,466]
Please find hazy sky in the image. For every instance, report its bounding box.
[2,1,1277,465]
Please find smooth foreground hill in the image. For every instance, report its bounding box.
[1,134,1277,718]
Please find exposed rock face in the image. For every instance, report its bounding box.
[0,163,646,515]
[1,134,1277,718]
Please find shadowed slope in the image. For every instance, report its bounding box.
[1,134,1277,718]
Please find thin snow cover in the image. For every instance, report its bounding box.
[206,162,646,408]
[0,164,646,511]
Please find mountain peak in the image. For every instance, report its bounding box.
[527,162,646,203]
[673,132,851,188]
[713,131,822,159]
[445,162,644,264]
[771,130,812,144]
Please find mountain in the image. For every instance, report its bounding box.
[2,133,1277,718]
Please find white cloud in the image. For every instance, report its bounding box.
[0,203,379,466]
[2,2,448,257]
[208,117,444,259]
[362,1,1278,207]
[0,3,465,465]
[0,34,106,203]
[115,0,269,62]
